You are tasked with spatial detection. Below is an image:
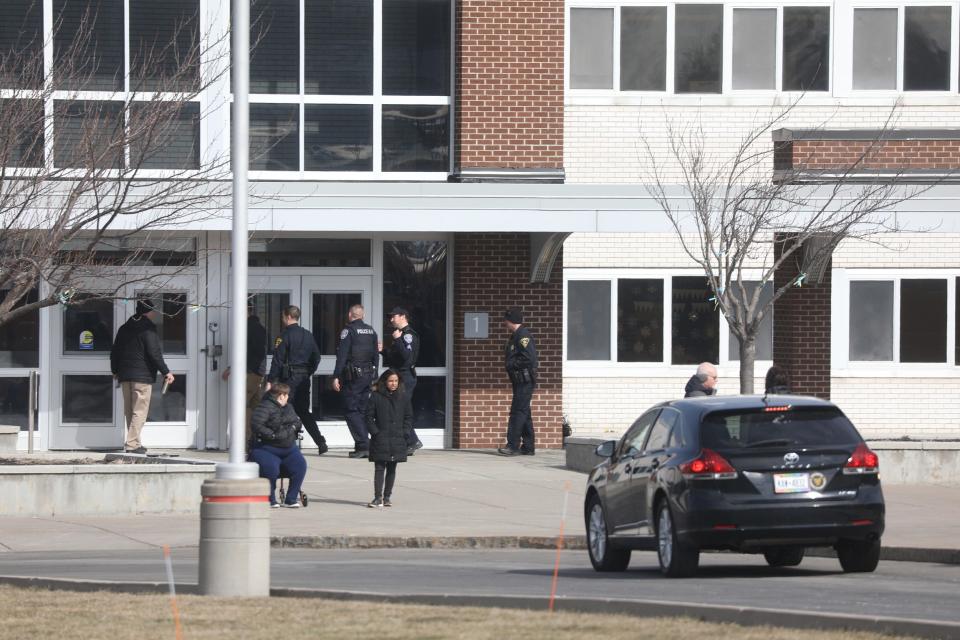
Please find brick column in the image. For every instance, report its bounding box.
[452,233,563,449]
[454,0,564,176]
[773,236,831,399]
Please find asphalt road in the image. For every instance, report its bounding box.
[1,548,959,627]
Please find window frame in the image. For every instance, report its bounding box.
[837,0,960,96]
[244,0,454,181]
[833,268,960,376]
[565,0,833,98]
[563,267,774,376]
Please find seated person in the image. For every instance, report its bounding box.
[249,383,307,509]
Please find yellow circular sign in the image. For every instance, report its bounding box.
[810,472,826,490]
[79,330,94,350]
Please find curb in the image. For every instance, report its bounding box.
[1,575,958,639]
[271,535,960,565]
[271,535,587,550]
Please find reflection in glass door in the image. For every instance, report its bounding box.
[310,291,361,423]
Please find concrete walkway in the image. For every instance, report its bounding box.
[0,449,957,558]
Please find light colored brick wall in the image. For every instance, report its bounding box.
[564,233,772,269]
[832,378,960,440]
[565,103,957,183]
[565,375,960,440]
[564,375,765,437]
[833,233,960,268]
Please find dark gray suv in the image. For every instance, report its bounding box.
[584,395,885,577]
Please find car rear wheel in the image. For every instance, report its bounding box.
[763,547,805,567]
[585,495,631,572]
[836,538,881,573]
[656,501,699,578]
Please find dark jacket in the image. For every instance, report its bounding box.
[382,325,419,375]
[268,323,321,382]
[504,325,538,374]
[250,395,301,449]
[110,315,170,384]
[247,315,268,375]
[684,375,717,398]
[365,384,413,463]
[335,319,379,380]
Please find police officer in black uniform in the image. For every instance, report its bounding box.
[380,306,422,455]
[266,305,327,454]
[498,307,538,456]
[333,303,379,458]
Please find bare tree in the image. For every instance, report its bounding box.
[641,100,933,393]
[0,1,231,328]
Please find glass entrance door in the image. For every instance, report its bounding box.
[247,274,373,450]
[48,275,201,449]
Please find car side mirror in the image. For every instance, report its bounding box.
[595,440,617,458]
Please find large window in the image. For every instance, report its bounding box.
[247,0,451,176]
[0,290,39,368]
[852,5,952,91]
[570,2,831,94]
[4,1,201,171]
[566,273,767,366]
[847,277,953,364]
[383,240,449,429]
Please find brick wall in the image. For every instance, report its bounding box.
[452,233,563,448]
[455,0,564,169]
[778,139,960,171]
[773,235,831,399]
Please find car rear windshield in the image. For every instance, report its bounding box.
[700,407,862,449]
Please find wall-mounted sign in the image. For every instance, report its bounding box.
[79,330,94,350]
[464,312,488,339]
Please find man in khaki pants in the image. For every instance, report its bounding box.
[110,300,174,454]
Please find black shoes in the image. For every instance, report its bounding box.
[498,447,518,456]
[348,450,368,459]
[383,498,392,507]
[367,498,383,508]
[520,449,535,456]
[317,439,329,455]
[125,447,147,454]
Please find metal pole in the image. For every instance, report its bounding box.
[219,0,257,481]
[198,0,269,598]
[28,371,37,453]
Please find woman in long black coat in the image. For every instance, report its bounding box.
[365,369,413,508]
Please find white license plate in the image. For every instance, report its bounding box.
[774,473,810,494]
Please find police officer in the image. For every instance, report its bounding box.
[498,307,538,456]
[332,303,379,458]
[266,305,327,455]
[380,306,422,455]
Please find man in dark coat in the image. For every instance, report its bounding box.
[498,307,538,457]
[380,306,422,455]
[110,300,175,453]
[221,305,269,447]
[333,303,379,458]
[365,369,413,508]
[684,362,719,397]
[266,305,326,454]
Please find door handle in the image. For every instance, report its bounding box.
[651,458,661,469]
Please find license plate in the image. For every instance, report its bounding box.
[774,473,810,494]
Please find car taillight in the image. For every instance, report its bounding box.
[843,443,879,475]
[681,448,737,480]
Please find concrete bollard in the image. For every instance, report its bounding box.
[0,426,19,452]
[198,477,271,596]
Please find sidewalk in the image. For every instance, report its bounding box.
[1,449,957,558]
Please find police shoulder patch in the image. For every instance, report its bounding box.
[520,337,530,348]
[403,334,414,344]
[340,329,349,340]
[274,337,282,348]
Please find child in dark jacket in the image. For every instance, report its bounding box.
[364,369,413,508]
[250,383,307,508]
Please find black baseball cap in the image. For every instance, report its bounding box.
[388,306,409,317]
[504,307,523,324]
